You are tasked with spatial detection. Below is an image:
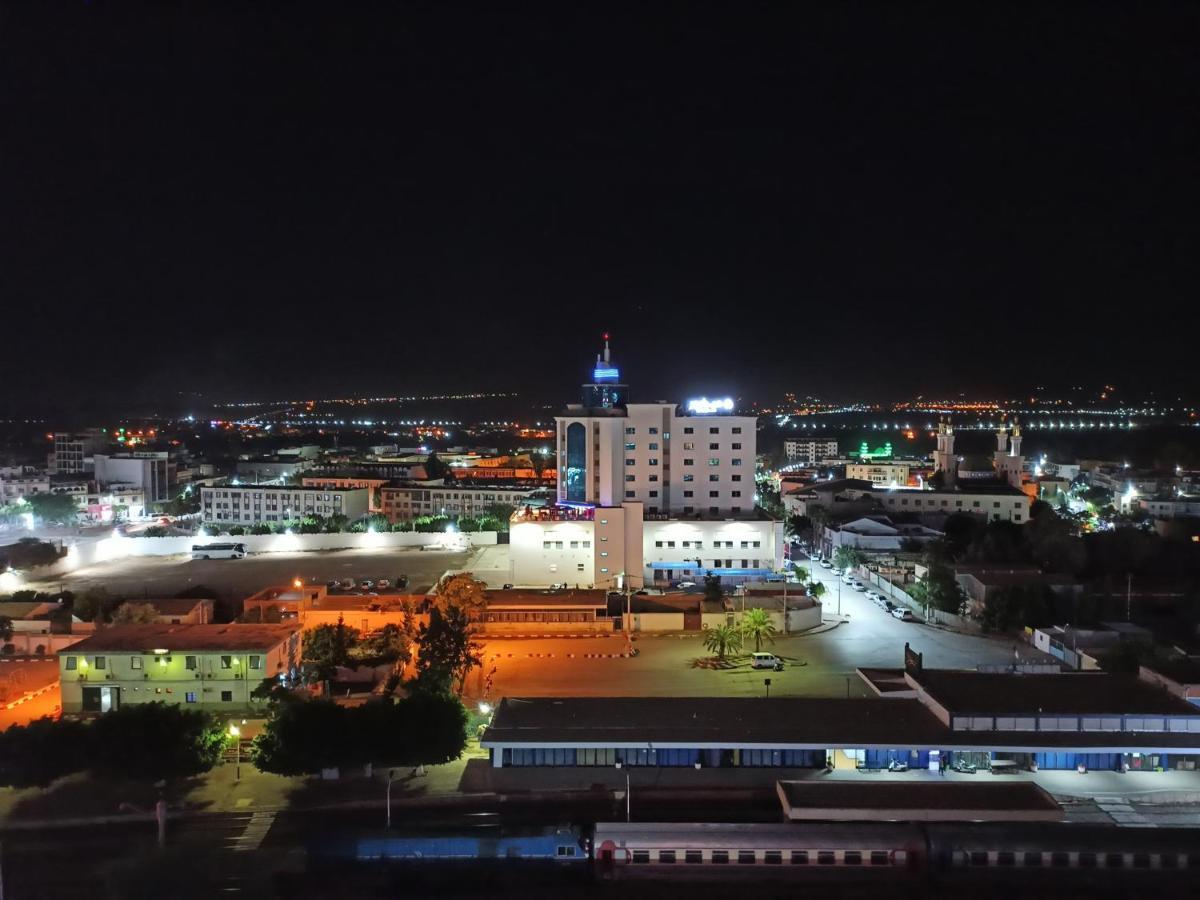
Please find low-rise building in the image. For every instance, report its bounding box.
[873,484,1031,523]
[302,475,391,512]
[0,468,51,503]
[118,598,215,625]
[950,565,1080,618]
[58,623,302,714]
[94,451,171,503]
[381,483,539,522]
[200,484,370,524]
[234,457,310,481]
[508,501,783,589]
[817,516,942,558]
[1138,495,1200,520]
[846,462,912,487]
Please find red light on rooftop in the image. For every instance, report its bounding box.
[603,332,610,340]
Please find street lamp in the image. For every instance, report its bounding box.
[228,724,241,782]
[386,768,396,829]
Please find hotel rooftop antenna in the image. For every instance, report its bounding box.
[581,332,627,411]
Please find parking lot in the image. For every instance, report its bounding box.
[25,546,476,601]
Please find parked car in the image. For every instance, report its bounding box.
[830,566,842,575]
[326,579,340,590]
[338,578,354,590]
[884,600,897,612]
[892,608,917,622]
[359,579,375,591]
[865,590,881,601]
[841,574,854,585]
[397,575,409,589]
[819,560,833,569]
[375,578,391,590]
[676,581,698,589]
[851,580,866,591]
[750,652,784,671]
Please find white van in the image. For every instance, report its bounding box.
[750,652,782,670]
[191,542,246,560]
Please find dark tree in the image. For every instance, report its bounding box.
[0,717,91,787]
[412,606,482,695]
[89,703,227,781]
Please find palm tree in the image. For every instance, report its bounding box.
[702,623,742,660]
[806,581,827,600]
[740,607,777,652]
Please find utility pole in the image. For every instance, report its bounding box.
[1126,573,1133,622]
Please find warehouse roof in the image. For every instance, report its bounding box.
[912,670,1199,717]
[482,696,1200,751]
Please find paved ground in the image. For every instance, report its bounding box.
[465,596,1049,702]
[24,546,475,600]
[0,659,60,729]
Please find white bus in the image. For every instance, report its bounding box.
[191,542,247,560]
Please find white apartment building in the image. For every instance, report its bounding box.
[201,485,369,524]
[380,484,539,522]
[846,462,912,486]
[784,437,840,464]
[872,485,1031,523]
[94,451,170,503]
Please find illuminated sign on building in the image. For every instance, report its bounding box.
[592,367,620,381]
[858,441,894,460]
[686,397,735,414]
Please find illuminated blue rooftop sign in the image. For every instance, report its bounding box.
[592,367,620,381]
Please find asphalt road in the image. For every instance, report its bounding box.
[25,547,474,601]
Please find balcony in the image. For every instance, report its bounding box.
[511,503,595,524]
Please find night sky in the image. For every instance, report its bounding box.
[2,2,1198,411]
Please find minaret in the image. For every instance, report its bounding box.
[1009,419,1022,458]
[934,419,957,488]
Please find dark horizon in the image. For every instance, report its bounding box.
[3,3,1199,411]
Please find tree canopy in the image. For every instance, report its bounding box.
[0,703,227,787]
[432,572,488,617]
[111,602,160,625]
[251,693,468,775]
[412,605,483,695]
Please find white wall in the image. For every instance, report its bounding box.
[17,531,497,581]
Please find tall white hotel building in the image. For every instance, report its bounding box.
[509,337,783,588]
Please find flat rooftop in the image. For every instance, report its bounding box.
[483,697,948,746]
[482,695,1200,751]
[61,623,300,653]
[776,780,1062,819]
[913,670,1199,717]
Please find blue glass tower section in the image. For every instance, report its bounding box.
[565,422,587,502]
[581,334,627,409]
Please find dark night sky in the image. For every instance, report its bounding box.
[2,2,1198,411]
